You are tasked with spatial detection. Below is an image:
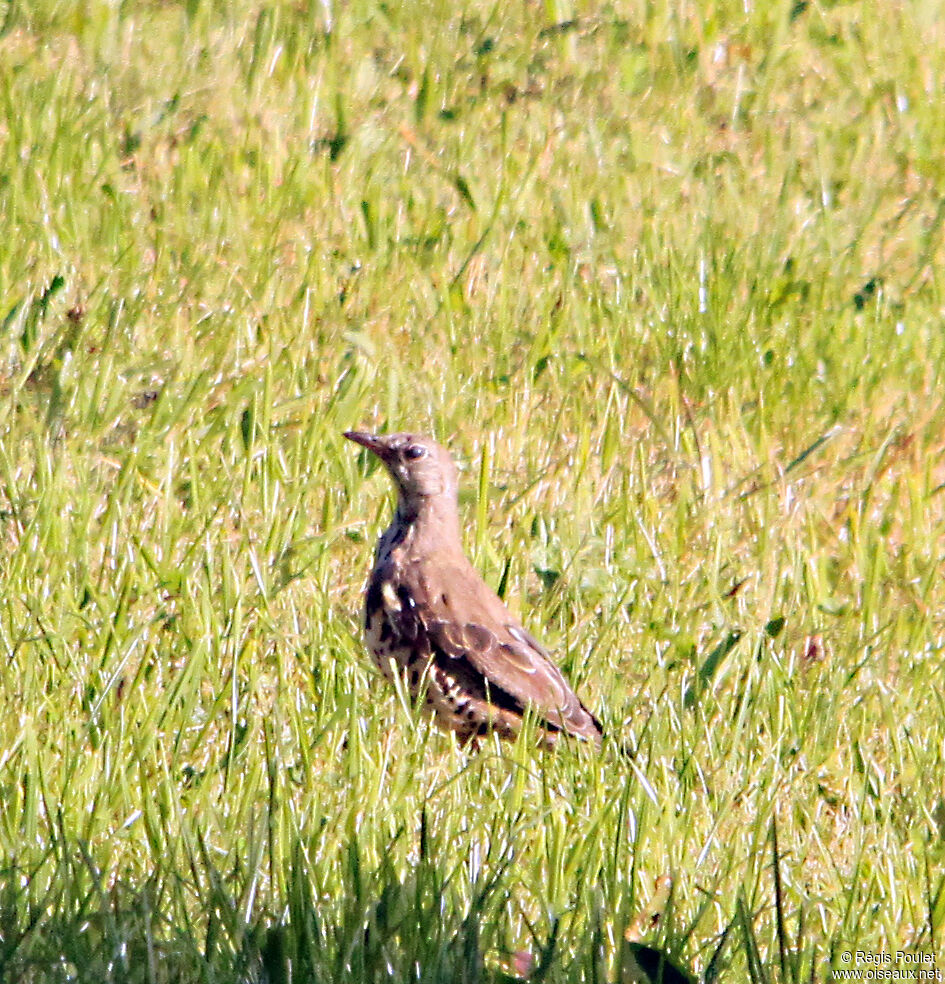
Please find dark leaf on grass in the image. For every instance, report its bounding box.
[496,555,512,600]
[2,300,20,333]
[41,274,65,307]
[328,93,348,161]
[121,128,141,157]
[534,567,561,591]
[789,0,809,22]
[620,942,695,984]
[853,277,880,310]
[765,616,785,638]
[241,406,255,451]
[784,426,840,474]
[19,274,66,353]
[547,231,569,263]
[589,198,608,232]
[684,631,742,709]
[419,806,428,861]
[453,174,476,211]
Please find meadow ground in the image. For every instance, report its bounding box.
[1,1,944,980]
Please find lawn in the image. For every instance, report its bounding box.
[1,0,943,980]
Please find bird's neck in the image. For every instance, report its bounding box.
[388,492,463,557]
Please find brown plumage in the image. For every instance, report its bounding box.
[344,430,604,748]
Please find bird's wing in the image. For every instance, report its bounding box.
[405,560,603,742]
[428,616,602,740]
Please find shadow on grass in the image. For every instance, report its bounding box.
[0,830,524,984]
[0,818,851,983]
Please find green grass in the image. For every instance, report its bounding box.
[1,0,944,980]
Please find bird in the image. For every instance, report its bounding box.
[344,430,604,749]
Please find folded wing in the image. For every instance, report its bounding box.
[403,559,603,744]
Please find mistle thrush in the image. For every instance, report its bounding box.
[344,430,604,748]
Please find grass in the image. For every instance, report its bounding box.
[1,0,944,980]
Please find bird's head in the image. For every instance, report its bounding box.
[344,431,458,511]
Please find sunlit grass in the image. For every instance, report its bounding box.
[0,0,943,981]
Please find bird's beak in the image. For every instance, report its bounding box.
[344,431,386,457]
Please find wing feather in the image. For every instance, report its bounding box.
[407,560,602,742]
[355,431,609,748]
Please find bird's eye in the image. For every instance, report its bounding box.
[404,445,427,460]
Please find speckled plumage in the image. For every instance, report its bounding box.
[345,430,604,748]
